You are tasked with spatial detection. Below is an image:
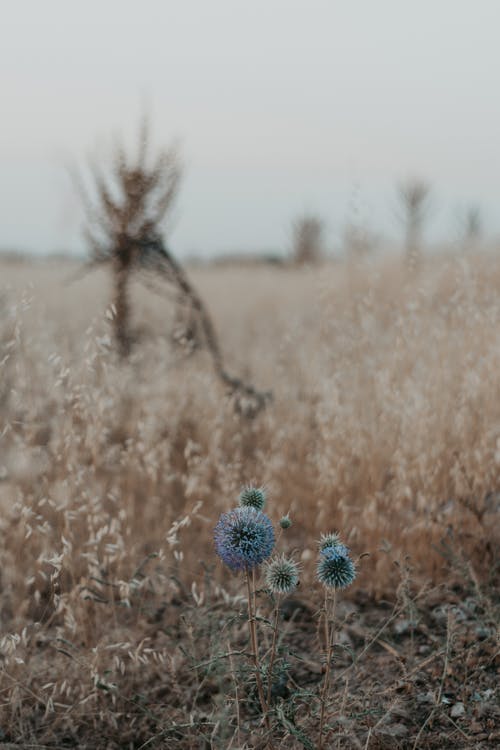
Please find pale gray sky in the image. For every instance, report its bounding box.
[1,0,499,257]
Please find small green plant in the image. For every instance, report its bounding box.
[214,486,357,748]
[316,538,357,749]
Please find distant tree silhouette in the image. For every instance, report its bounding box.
[463,205,482,247]
[343,223,378,260]
[397,179,431,269]
[292,215,324,265]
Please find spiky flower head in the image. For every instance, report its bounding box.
[214,507,275,571]
[317,544,356,589]
[239,485,267,512]
[264,554,300,595]
[279,514,292,529]
[318,531,342,552]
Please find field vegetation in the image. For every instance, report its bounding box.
[0,254,498,748]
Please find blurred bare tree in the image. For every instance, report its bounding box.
[292,215,324,265]
[343,223,378,260]
[463,205,482,247]
[397,179,431,269]
[75,120,180,356]
[74,121,270,416]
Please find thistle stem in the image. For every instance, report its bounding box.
[266,593,281,708]
[251,566,258,622]
[245,569,272,741]
[319,588,337,750]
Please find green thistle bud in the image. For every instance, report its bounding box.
[264,554,300,595]
[279,514,292,529]
[317,544,356,589]
[318,531,342,552]
[239,485,267,512]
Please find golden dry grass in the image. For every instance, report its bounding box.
[0,253,499,747]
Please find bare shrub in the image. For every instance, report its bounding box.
[462,204,482,249]
[291,214,324,265]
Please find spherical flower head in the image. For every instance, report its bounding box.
[318,531,342,552]
[214,507,275,571]
[317,544,356,589]
[279,514,292,530]
[239,485,267,512]
[265,554,300,595]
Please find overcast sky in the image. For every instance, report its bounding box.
[1,0,499,257]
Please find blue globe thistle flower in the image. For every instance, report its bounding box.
[317,544,356,589]
[238,485,267,511]
[279,514,292,529]
[265,554,300,594]
[318,531,342,552]
[321,543,350,559]
[214,507,275,571]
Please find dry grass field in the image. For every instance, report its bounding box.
[0,253,498,748]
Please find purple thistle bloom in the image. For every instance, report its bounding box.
[214,507,275,571]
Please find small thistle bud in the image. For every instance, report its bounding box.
[239,485,267,511]
[265,554,300,595]
[214,507,275,571]
[318,531,342,552]
[317,544,356,589]
[279,514,292,529]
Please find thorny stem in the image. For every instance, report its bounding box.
[319,588,337,750]
[266,593,282,708]
[245,570,273,744]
